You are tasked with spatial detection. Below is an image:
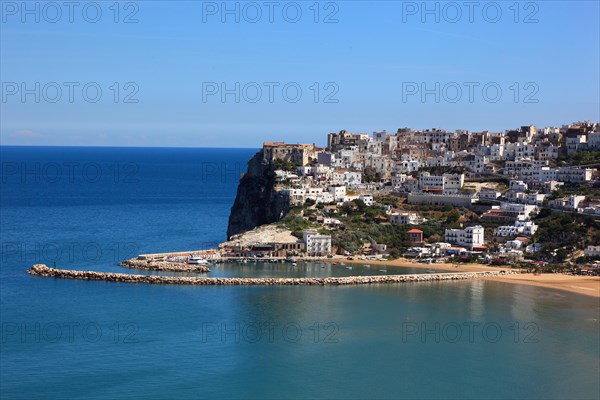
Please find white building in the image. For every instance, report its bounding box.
[584,246,600,257]
[477,189,500,200]
[360,195,374,206]
[588,131,600,150]
[526,243,542,254]
[499,202,539,219]
[418,172,464,193]
[281,188,306,205]
[444,225,485,249]
[315,192,334,204]
[296,166,314,178]
[509,180,528,192]
[303,231,332,256]
[392,174,408,188]
[390,212,425,225]
[394,158,421,173]
[494,220,538,237]
[332,171,362,186]
[328,186,347,201]
[531,167,558,182]
[557,167,594,183]
[548,195,586,210]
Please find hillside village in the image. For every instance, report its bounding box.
[221,122,600,272]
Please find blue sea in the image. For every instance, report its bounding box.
[1,146,599,399]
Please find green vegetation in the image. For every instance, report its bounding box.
[574,255,600,264]
[377,195,401,207]
[547,182,600,200]
[279,206,318,238]
[556,150,600,166]
[331,224,410,258]
[273,158,301,172]
[339,200,387,223]
[279,193,600,263]
[532,209,600,261]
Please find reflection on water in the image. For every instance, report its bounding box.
[118,261,439,278]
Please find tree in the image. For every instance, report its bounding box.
[446,209,461,224]
[555,248,568,262]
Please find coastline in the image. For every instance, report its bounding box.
[483,273,600,298]
[335,257,600,298]
[115,252,600,297]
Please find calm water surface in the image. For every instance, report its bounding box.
[1,147,598,399]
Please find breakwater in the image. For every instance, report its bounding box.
[120,259,211,273]
[28,264,517,286]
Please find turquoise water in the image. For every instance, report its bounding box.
[1,147,599,399]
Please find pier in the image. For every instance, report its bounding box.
[28,264,517,286]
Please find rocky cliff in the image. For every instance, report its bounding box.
[226,150,289,239]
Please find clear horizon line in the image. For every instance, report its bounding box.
[0,144,264,150]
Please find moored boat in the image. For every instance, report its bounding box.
[188,256,209,265]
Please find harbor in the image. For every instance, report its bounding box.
[28,264,517,286]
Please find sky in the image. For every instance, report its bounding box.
[1,0,599,148]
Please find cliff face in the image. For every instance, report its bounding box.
[226,150,289,239]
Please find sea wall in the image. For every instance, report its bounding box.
[120,259,211,273]
[28,264,517,286]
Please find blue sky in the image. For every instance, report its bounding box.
[1,0,599,147]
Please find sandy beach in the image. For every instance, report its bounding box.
[484,273,600,298]
[336,257,600,298]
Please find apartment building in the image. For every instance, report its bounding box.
[444,226,485,249]
[303,231,332,256]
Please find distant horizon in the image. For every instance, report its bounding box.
[2,119,598,149]
[0,144,261,149]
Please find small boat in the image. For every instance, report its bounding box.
[340,262,346,266]
[292,262,297,266]
[364,265,371,268]
[345,266,352,270]
[188,256,209,265]
[379,269,387,272]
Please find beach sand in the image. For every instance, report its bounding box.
[484,273,600,298]
[335,257,600,298]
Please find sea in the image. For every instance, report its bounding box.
[1,146,599,400]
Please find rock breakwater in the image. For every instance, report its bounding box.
[120,258,210,273]
[28,264,517,286]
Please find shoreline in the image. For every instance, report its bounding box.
[483,273,600,298]
[335,258,600,298]
[117,254,600,297]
